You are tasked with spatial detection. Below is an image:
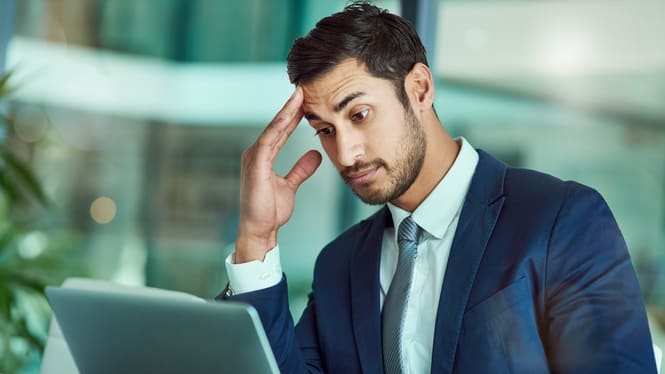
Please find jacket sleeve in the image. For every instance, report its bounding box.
[544,184,658,373]
[216,276,323,373]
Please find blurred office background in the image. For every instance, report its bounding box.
[0,0,664,372]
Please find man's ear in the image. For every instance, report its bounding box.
[405,62,434,111]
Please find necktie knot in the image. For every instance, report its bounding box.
[398,216,421,249]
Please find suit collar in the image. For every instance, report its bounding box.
[351,207,390,374]
[430,149,507,373]
[385,137,478,240]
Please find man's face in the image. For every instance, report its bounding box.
[301,59,426,205]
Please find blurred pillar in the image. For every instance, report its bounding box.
[401,0,439,66]
[0,0,14,74]
[172,0,193,62]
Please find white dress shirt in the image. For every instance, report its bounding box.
[226,137,479,373]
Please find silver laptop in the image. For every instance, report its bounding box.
[45,286,279,374]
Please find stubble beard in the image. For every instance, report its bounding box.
[342,106,427,205]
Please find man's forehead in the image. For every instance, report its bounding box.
[300,60,376,108]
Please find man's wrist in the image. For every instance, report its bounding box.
[235,229,277,263]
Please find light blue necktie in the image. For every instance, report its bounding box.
[382,216,422,374]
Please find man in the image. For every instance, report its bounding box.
[218,2,657,373]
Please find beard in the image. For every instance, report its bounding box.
[341,106,426,205]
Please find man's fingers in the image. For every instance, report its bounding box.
[250,88,305,166]
[258,87,303,148]
[273,86,303,129]
[285,150,323,191]
[271,108,303,158]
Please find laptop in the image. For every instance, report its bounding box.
[45,286,279,374]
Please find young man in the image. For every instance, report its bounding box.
[219,3,657,373]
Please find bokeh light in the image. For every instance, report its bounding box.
[90,196,116,224]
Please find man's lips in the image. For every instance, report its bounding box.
[344,166,379,184]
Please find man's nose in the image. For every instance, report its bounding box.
[335,127,364,167]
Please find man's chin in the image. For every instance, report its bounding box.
[350,186,393,206]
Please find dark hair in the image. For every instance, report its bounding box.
[286,1,428,109]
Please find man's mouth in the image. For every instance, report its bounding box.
[344,166,379,185]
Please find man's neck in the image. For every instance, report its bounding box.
[391,118,460,212]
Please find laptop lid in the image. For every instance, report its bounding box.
[45,286,279,374]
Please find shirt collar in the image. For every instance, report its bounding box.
[387,137,479,240]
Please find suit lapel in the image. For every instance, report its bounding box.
[351,207,390,374]
[430,150,507,373]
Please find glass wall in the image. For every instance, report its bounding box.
[2,0,664,371]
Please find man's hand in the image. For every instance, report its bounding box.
[235,87,322,263]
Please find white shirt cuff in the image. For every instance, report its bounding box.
[225,245,282,294]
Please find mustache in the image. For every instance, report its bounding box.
[340,159,389,180]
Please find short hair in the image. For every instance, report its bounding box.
[286,1,428,108]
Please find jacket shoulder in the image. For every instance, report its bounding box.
[504,166,602,204]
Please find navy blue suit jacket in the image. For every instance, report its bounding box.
[222,150,656,373]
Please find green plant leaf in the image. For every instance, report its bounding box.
[0,280,14,320]
[15,314,45,351]
[0,70,14,98]
[10,272,44,292]
[0,169,22,205]
[0,222,20,258]
[0,148,50,206]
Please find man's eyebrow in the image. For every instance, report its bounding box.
[334,91,365,113]
[303,91,366,121]
[304,112,321,121]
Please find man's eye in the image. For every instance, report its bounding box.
[351,109,369,122]
[315,127,335,137]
